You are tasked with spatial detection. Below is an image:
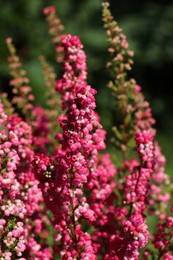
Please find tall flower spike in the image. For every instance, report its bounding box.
[57,34,119,259]
[6,38,34,122]
[102,2,173,259]
[101,130,154,259]
[102,2,134,78]
[33,34,108,259]
[43,6,65,63]
[102,2,155,159]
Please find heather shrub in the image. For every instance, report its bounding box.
[0,2,173,259]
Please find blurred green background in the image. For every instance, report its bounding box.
[0,0,173,174]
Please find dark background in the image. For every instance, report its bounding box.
[0,0,173,170]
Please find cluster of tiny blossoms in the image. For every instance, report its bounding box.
[33,33,117,259]
[102,2,173,259]
[0,101,52,259]
[1,2,173,260]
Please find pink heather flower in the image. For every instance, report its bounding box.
[147,141,172,216]
[123,131,155,214]
[135,129,155,169]
[133,84,156,131]
[123,214,149,248]
[105,214,149,259]
[153,215,173,255]
[166,217,173,228]
[108,129,155,259]
[33,34,116,258]
[43,6,56,15]
[163,253,173,260]
[124,168,152,211]
[0,101,52,259]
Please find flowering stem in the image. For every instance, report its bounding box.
[156,234,173,260]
